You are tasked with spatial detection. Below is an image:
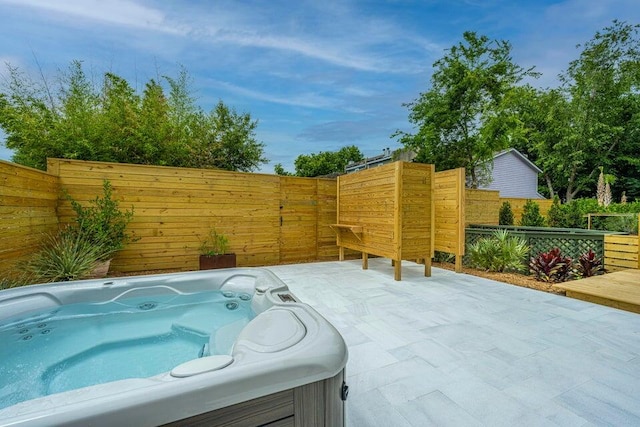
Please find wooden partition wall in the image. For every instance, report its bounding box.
[434,168,466,272]
[465,189,501,225]
[333,161,434,281]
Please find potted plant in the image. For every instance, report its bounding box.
[64,180,136,277]
[199,229,236,270]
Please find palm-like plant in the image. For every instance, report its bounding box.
[468,229,528,273]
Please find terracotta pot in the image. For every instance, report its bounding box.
[87,259,111,279]
[199,254,237,270]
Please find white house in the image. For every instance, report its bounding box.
[478,148,543,198]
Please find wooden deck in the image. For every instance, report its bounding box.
[553,269,640,314]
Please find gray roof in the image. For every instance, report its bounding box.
[493,148,542,173]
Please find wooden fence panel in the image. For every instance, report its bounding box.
[434,168,465,267]
[465,189,500,226]
[316,179,342,260]
[280,177,318,264]
[337,164,397,259]
[336,162,433,280]
[401,162,434,261]
[48,159,328,273]
[604,234,639,272]
[500,197,553,223]
[0,161,59,278]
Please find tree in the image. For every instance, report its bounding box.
[508,86,573,199]
[293,145,363,177]
[499,201,514,225]
[519,200,545,227]
[395,31,538,187]
[0,61,268,171]
[186,101,266,172]
[274,163,292,176]
[555,21,640,201]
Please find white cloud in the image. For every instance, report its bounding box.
[0,0,186,34]
[204,78,338,110]
[1,0,438,74]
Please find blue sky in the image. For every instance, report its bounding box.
[1,0,639,173]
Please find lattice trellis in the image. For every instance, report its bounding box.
[527,236,602,260]
[465,228,605,266]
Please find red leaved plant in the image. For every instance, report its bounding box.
[529,248,573,283]
[575,249,605,278]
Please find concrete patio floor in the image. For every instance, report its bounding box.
[267,258,640,427]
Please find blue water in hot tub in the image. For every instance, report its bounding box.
[0,290,254,410]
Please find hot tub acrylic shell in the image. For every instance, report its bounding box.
[0,268,348,426]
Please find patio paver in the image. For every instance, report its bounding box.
[266,258,640,427]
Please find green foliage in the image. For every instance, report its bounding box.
[200,229,230,255]
[0,275,29,290]
[293,145,363,177]
[519,200,545,227]
[20,228,107,282]
[274,163,292,176]
[575,249,605,279]
[603,215,638,234]
[499,201,514,225]
[433,251,456,263]
[529,248,573,283]
[546,196,563,228]
[394,31,538,187]
[467,229,528,273]
[64,180,135,260]
[0,62,267,171]
[512,21,640,202]
[546,197,640,230]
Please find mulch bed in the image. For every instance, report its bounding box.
[433,262,565,295]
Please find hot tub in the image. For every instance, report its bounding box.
[0,268,348,426]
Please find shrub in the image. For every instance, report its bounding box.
[499,201,514,225]
[563,200,588,228]
[434,251,455,263]
[65,180,135,260]
[467,229,528,273]
[519,199,545,227]
[603,215,638,233]
[200,229,230,255]
[546,196,563,228]
[575,249,605,278]
[0,275,29,290]
[529,248,573,282]
[21,228,109,283]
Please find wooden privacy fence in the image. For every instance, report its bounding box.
[465,189,552,226]
[433,168,465,272]
[503,197,553,222]
[333,162,434,281]
[465,189,500,225]
[41,159,337,274]
[0,161,59,275]
[2,158,470,279]
[604,234,640,272]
